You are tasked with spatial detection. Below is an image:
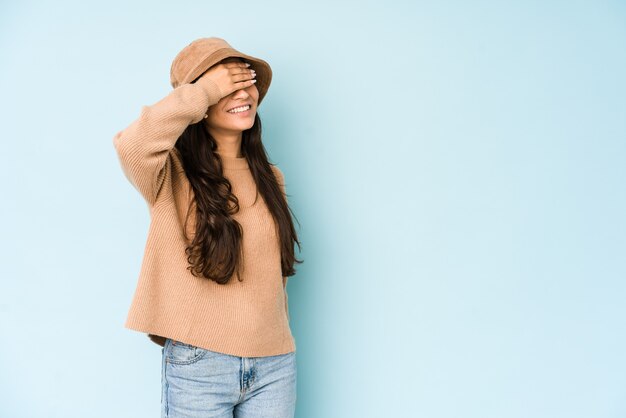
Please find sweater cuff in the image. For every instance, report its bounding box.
[194,78,223,114]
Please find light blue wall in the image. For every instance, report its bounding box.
[1,1,625,417]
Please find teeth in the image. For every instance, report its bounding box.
[228,105,250,114]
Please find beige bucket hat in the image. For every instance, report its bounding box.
[169,37,272,105]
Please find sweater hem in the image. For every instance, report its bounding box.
[124,321,296,358]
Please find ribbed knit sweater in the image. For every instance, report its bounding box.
[112,79,295,357]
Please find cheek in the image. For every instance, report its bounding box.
[208,105,226,117]
[204,109,223,125]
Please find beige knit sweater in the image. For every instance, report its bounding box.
[112,79,295,357]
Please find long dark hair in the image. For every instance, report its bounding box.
[173,113,302,285]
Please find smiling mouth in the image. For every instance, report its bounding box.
[227,104,252,114]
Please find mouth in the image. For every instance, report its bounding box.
[226,104,253,116]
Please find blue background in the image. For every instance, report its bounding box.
[1,1,625,417]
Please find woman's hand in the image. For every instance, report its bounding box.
[194,61,257,99]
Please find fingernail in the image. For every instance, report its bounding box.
[246,63,251,67]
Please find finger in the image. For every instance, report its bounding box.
[230,69,256,81]
[222,62,253,83]
[233,78,257,89]
[228,65,255,75]
[223,61,252,69]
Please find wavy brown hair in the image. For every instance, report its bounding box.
[173,111,302,285]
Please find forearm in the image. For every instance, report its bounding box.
[112,79,222,205]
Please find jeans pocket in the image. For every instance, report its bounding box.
[165,338,208,365]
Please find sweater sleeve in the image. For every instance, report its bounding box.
[273,165,291,321]
[272,165,287,198]
[112,79,222,206]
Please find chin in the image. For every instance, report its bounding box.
[228,122,254,131]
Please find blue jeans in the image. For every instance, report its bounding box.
[161,338,297,418]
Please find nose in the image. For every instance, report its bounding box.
[232,87,252,99]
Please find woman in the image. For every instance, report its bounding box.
[112,37,302,418]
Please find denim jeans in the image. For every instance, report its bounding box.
[161,337,297,418]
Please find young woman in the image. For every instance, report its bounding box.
[112,37,302,418]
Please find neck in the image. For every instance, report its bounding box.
[204,125,243,158]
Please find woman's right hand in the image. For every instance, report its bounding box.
[193,61,257,99]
